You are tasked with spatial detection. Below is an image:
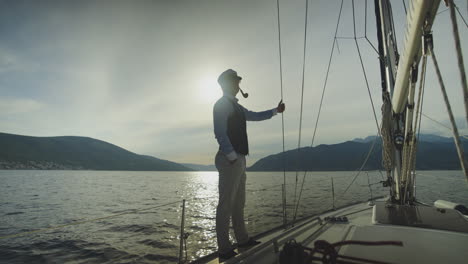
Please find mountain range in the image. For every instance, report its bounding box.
[0,132,466,171]
[0,132,191,171]
[248,135,467,171]
[182,163,217,171]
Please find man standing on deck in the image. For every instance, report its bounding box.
[213,69,285,261]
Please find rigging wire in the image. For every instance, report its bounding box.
[454,3,468,28]
[353,0,381,135]
[417,74,428,142]
[275,0,287,225]
[421,113,468,139]
[448,0,468,125]
[402,0,407,15]
[387,1,400,55]
[292,0,344,223]
[422,113,452,130]
[293,0,310,218]
[364,0,379,55]
[413,56,429,199]
[403,56,428,202]
[336,36,366,39]
[340,136,379,197]
[336,0,384,199]
[431,48,468,182]
[437,8,450,15]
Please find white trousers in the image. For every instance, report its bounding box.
[215,151,249,254]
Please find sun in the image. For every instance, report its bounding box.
[198,75,222,103]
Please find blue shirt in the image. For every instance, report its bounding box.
[213,93,276,160]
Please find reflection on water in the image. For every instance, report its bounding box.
[0,170,467,263]
[182,172,219,259]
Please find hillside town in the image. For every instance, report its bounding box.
[0,160,84,170]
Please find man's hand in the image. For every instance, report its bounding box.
[277,100,285,113]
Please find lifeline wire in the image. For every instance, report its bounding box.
[0,200,181,240]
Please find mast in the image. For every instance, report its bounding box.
[375,0,441,204]
[375,0,402,202]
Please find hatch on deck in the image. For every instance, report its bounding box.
[372,201,468,233]
[341,224,468,264]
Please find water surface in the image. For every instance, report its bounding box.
[1,170,466,263]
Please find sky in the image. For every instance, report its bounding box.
[0,0,467,166]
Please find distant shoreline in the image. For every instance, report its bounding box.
[0,168,463,172]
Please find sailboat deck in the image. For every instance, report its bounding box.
[200,199,468,264]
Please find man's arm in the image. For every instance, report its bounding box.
[240,105,277,121]
[213,100,238,161]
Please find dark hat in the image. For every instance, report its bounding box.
[217,69,242,86]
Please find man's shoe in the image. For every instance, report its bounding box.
[238,238,261,248]
[218,250,237,262]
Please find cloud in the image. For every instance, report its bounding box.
[0,0,466,166]
[0,97,44,115]
[0,47,38,73]
[0,50,17,72]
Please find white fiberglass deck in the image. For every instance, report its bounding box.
[200,199,468,264]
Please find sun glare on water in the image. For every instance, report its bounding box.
[198,75,222,103]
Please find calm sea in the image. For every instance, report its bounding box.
[1,170,467,263]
